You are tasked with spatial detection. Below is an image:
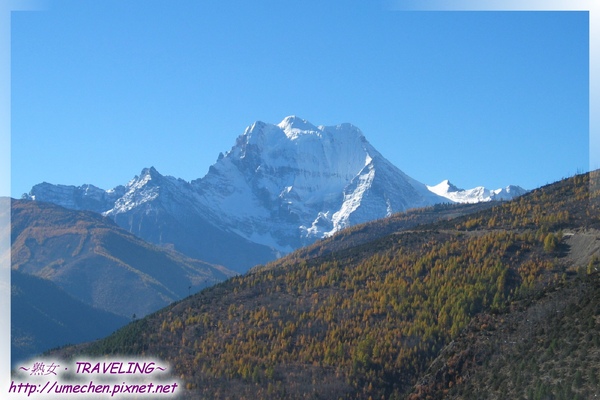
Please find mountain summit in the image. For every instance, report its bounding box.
[190,117,444,252]
[25,117,524,272]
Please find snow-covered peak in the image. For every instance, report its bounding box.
[220,118,373,176]
[140,166,160,178]
[193,117,451,249]
[106,166,197,216]
[427,180,463,196]
[131,166,162,186]
[24,182,125,214]
[491,185,529,201]
[277,116,320,139]
[235,117,366,153]
[428,180,527,204]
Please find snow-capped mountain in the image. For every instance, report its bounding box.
[427,180,527,204]
[24,116,525,272]
[190,116,444,252]
[27,182,125,213]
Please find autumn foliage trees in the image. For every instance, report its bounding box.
[75,171,599,399]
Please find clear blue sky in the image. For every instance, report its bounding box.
[9,1,589,198]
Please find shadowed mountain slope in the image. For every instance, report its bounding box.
[11,269,129,366]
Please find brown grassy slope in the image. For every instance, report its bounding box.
[11,199,235,317]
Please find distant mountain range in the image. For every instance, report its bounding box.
[427,179,526,203]
[24,116,526,272]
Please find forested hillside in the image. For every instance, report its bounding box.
[410,270,600,399]
[53,171,600,399]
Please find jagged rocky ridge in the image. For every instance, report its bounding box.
[24,116,526,272]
